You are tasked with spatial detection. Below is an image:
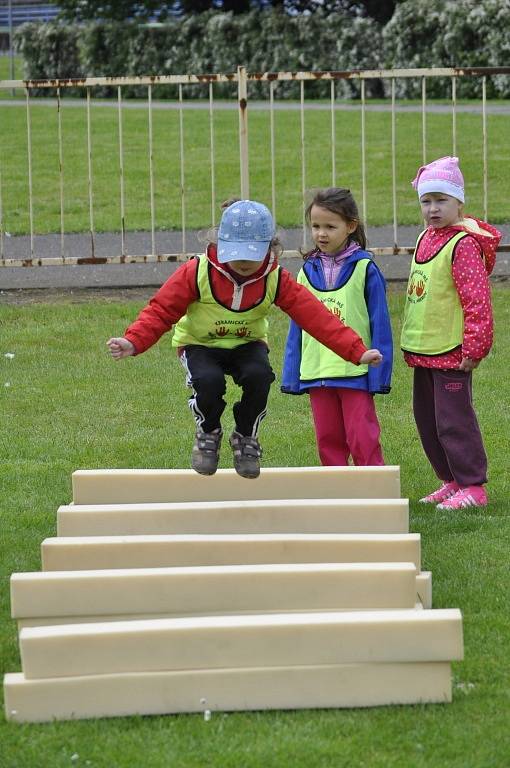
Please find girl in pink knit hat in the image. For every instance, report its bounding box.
[401,156,501,510]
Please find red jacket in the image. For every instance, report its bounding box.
[124,244,368,364]
[404,217,501,368]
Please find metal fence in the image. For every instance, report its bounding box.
[0,3,59,26]
[0,65,509,268]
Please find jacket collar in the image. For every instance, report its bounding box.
[205,242,277,286]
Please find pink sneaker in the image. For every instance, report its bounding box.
[419,481,459,504]
[437,485,488,510]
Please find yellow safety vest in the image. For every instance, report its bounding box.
[401,231,467,355]
[172,254,280,348]
[299,259,371,379]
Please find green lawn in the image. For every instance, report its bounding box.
[0,98,508,234]
[1,285,509,767]
[0,54,23,89]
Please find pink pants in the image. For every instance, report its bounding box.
[309,387,384,466]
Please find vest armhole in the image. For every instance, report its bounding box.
[451,233,482,264]
[298,266,312,289]
[274,266,283,302]
[413,230,428,260]
[338,257,370,290]
[195,256,204,300]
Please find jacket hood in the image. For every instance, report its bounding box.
[453,217,501,276]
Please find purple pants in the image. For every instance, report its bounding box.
[309,387,384,466]
[413,367,487,487]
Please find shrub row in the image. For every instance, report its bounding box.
[13,0,510,99]
[383,0,510,98]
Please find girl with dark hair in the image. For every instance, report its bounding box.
[281,187,393,466]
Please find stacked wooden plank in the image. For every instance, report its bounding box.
[4,466,462,722]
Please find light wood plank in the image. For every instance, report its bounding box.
[72,466,401,504]
[416,572,432,609]
[11,562,418,621]
[19,609,463,679]
[4,663,452,722]
[57,498,409,537]
[40,532,421,570]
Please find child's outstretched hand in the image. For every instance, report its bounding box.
[107,337,135,360]
[360,349,383,367]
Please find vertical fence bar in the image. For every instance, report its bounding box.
[26,88,35,260]
[209,82,216,227]
[8,0,14,96]
[117,86,126,259]
[451,76,457,157]
[330,80,336,186]
[178,83,186,254]
[360,78,367,225]
[391,78,398,250]
[269,80,276,220]
[300,79,306,248]
[482,76,488,221]
[147,84,155,257]
[86,88,95,259]
[57,88,65,262]
[421,76,427,165]
[238,66,249,199]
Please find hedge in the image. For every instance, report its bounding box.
[13,9,384,99]
[12,0,510,99]
[383,0,510,98]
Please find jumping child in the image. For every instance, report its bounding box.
[401,156,501,509]
[107,199,382,479]
[281,187,392,466]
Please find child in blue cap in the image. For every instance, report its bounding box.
[108,199,382,479]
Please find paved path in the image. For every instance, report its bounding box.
[1,98,510,114]
[1,224,509,292]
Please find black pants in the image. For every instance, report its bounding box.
[180,342,275,437]
[413,367,487,487]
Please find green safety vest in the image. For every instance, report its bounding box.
[401,231,468,355]
[172,255,280,348]
[299,259,371,379]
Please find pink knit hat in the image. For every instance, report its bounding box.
[411,156,465,202]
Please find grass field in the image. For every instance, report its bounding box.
[1,285,509,767]
[0,55,22,85]
[0,97,508,235]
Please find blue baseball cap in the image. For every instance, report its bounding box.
[217,200,275,263]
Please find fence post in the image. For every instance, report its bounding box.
[238,66,249,199]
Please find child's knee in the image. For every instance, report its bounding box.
[249,365,275,390]
[194,371,226,396]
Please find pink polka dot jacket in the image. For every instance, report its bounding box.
[404,217,501,369]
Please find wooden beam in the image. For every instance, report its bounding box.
[72,466,401,504]
[57,498,409,537]
[11,562,418,623]
[4,662,453,722]
[19,609,463,680]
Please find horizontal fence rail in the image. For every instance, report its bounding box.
[0,66,509,268]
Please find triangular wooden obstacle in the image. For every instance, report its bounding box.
[4,465,463,722]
